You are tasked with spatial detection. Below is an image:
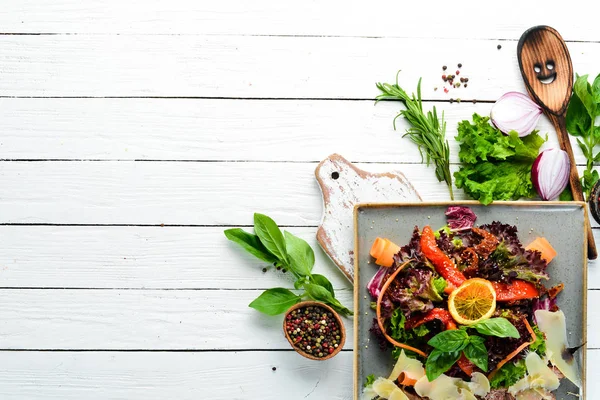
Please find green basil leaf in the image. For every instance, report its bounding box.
[573,74,597,119]
[294,277,307,290]
[224,228,278,263]
[425,349,461,381]
[310,274,334,297]
[427,329,469,352]
[284,230,315,276]
[464,341,488,372]
[254,213,288,263]
[469,335,485,345]
[577,138,589,158]
[470,318,520,338]
[328,297,353,316]
[304,283,335,303]
[248,288,301,315]
[592,73,600,103]
[566,91,593,137]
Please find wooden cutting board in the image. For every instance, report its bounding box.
[315,154,421,282]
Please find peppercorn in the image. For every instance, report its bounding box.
[285,305,342,358]
[282,269,287,273]
[276,266,281,270]
[458,63,462,68]
[464,84,468,88]
[262,268,267,273]
[456,70,460,75]
[464,77,469,82]
[450,98,454,103]
[442,74,447,81]
[442,65,447,70]
[497,44,502,50]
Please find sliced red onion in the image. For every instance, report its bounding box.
[367,266,386,299]
[490,92,543,137]
[532,148,570,201]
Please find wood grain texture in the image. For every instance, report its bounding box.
[315,154,420,280]
[1,0,599,41]
[0,351,355,400]
[0,98,593,165]
[0,289,354,350]
[0,226,352,290]
[0,35,598,99]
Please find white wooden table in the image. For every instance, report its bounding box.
[0,2,598,398]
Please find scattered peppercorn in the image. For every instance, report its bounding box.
[434,87,438,91]
[497,44,502,50]
[464,77,469,82]
[458,63,462,68]
[276,266,281,271]
[444,88,449,93]
[262,268,267,273]
[442,65,447,70]
[456,98,461,103]
[464,83,468,88]
[272,367,277,371]
[449,98,454,103]
[285,305,342,358]
[456,70,460,75]
[282,269,287,273]
[472,99,477,104]
[442,74,447,81]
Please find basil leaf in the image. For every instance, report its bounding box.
[284,230,315,276]
[248,288,301,315]
[427,329,469,352]
[566,91,593,137]
[254,213,288,263]
[224,228,278,263]
[573,74,597,119]
[464,340,488,372]
[304,283,335,303]
[425,349,461,381]
[470,318,520,338]
[310,274,334,297]
[593,73,600,103]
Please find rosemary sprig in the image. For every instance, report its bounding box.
[376,72,454,200]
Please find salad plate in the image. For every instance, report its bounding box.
[353,201,587,399]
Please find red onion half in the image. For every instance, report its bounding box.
[490,92,543,137]
[531,148,570,201]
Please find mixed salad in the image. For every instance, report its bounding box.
[363,206,581,400]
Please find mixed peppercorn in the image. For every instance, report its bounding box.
[439,63,469,93]
[285,305,342,358]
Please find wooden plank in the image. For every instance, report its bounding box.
[1,0,599,41]
[0,161,595,226]
[0,225,598,290]
[0,226,351,290]
[0,289,354,350]
[0,35,598,99]
[0,351,355,400]
[0,349,595,399]
[0,98,591,165]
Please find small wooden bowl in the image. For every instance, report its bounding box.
[283,301,346,361]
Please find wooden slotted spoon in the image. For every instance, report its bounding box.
[517,25,597,260]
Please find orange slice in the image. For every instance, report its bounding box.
[448,278,496,326]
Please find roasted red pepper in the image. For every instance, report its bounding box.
[406,308,457,330]
[420,226,466,288]
[492,280,539,301]
[456,354,475,377]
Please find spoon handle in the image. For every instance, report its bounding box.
[548,113,598,259]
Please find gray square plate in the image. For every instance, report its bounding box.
[353,201,587,399]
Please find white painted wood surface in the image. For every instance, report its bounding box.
[0,2,597,399]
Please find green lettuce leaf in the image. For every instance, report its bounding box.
[454,114,546,205]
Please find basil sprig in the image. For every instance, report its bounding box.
[225,213,352,316]
[424,318,520,381]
